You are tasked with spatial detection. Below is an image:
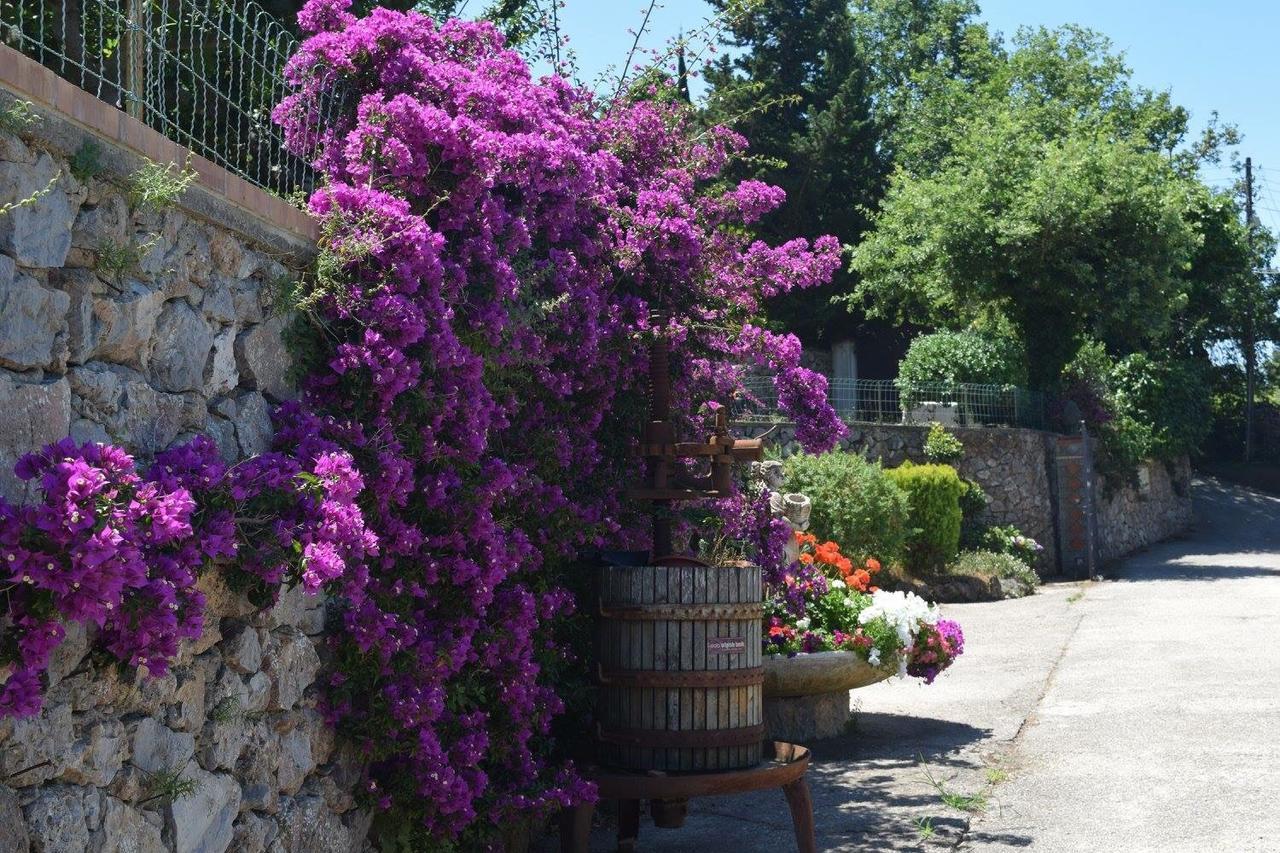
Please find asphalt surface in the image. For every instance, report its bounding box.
[534,478,1280,852]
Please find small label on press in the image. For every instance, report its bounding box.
[706,636,746,656]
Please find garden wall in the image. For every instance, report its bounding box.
[0,54,370,853]
[737,421,1192,575]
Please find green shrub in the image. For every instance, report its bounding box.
[923,422,964,464]
[897,329,1027,388]
[949,550,1039,589]
[783,451,911,564]
[1110,353,1212,460]
[885,461,964,573]
[958,477,988,548]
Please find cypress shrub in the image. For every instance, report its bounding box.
[885,461,965,572]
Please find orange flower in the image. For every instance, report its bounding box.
[814,542,842,565]
[835,557,853,575]
[852,569,871,590]
[795,531,817,546]
[865,557,882,574]
[798,553,814,565]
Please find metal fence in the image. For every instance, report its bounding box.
[0,0,314,196]
[737,377,1048,431]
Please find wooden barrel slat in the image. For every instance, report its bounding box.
[598,562,762,772]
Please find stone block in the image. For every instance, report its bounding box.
[0,371,70,505]
[0,256,70,371]
[0,784,28,852]
[23,785,91,852]
[93,796,165,853]
[235,314,294,402]
[0,153,80,268]
[763,690,854,742]
[130,718,195,775]
[232,391,274,458]
[166,763,240,853]
[262,629,320,712]
[150,299,216,393]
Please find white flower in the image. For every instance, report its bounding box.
[795,617,810,630]
[858,589,940,647]
[868,649,881,666]
[830,578,846,589]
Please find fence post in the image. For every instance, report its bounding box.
[125,0,145,121]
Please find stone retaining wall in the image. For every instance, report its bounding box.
[737,421,1192,574]
[0,86,369,852]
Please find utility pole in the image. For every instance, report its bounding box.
[1245,157,1256,463]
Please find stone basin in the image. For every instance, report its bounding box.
[763,650,895,698]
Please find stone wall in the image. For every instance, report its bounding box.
[1096,457,1194,564]
[0,106,369,849]
[736,420,1192,574]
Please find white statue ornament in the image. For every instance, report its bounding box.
[753,460,812,564]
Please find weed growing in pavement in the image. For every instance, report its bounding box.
[914,816,937,840]
[921,761,988,814]
[985,766,1009,785]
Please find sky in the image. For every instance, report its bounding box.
[553,0,1280,235]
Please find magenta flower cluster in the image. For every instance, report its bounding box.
[907,618,965,684]
[269,0,844,842]
[0,433,372,719]
[0,439,205,717]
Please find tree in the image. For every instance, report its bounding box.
[850,26,1215,387]
[702,0,880,343]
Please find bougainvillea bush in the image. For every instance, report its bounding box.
[765,532,964,684]
[266,0,844,845]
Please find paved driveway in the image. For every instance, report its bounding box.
[539,478,1280,852]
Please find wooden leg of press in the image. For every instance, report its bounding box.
[560,803,593,853]
[782,777,817,853]
[617,799,641,853]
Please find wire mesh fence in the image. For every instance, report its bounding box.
[0,0,319,197]
[737,377,1048,431]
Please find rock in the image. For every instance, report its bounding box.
[50,267,99,364]
[45,619,90,690]
[276,716,317,796]
[0,372,70,504]
[209,232,245,279]
[169,667,208,733]
[166,763,240,853]
[240,781,280,815]
[0,257,70,371]
[204,416,239,463]
[92,288,167,368]
[70,418,111,444]
[72,195,129,249]
[222,624,263,675]
[233,391,274,457]
[269,795,352,853]
[231,813,278,853]
[0,153,80,267]
[130,718,195,775]
[203,279,236,325]
[262,629,320,712]
[150,300,215,393]
[0,693,74,786]
[763,690,855,742]
[244,672,272,714]
[204,327,239,396]
[108,378,205,454]
[93,796,165,853]
[198,572,256,620]
[262,584,306,630]
[235,314,294,401]
[61,720,126,787]
[24,785,91,852]
[233,282,264,325]
[0,783,29,852]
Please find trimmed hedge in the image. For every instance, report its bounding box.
[783,451,911,565]
[886,461,965,573]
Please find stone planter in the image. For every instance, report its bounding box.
[762,651,895,742]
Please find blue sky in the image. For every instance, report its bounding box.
[554,0,1280,233]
